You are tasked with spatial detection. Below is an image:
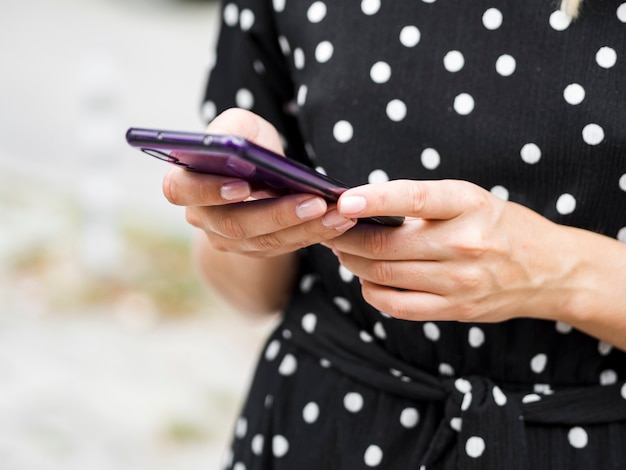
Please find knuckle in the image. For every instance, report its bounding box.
[184,208,202,228]
[363,229,388,257]
[405,181,428,213]
[372,261,395,285]
[256,233,284,251]
[216,213,248,239]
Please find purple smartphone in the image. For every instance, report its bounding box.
[126,128,404,227]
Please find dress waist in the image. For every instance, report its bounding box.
[280,288,626,469]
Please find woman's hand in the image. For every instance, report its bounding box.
[162,108,356,314]
[163,108,356,259]
[326,179,626,343]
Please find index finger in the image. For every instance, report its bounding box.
[337,179,485,220]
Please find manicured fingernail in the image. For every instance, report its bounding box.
[295,197,326,219]
[220,181,250,200]
[322,210,355,231]
[340,195,367,215]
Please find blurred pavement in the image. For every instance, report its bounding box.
[0,1,276,469]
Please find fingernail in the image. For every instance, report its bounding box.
[220,181,250,200]
[322,210,355,231]
[340,195,367,215]
[295,197,326,220]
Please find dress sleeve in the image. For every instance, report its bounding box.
[201,0,307,162]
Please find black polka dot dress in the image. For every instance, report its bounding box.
[202,1,626,468]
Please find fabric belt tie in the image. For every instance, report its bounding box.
[280,307,626,469]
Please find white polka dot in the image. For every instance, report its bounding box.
[465,436,486,458]
[235,416,247,438]
[299,273,315,293]
[450,417,463,432]
[233,462,246,470]
[253,59,265,74]
[293,48,305,70]
[400,408,420,428]
[455,378,472,394]
[303,402,320,423]
[534,383,553,395]
[621,382,626,399]
[360,330,374,343]
[201,100,217,122]
[239,9,255,31]
[421,148,441,170]
[568,427,588,449]
[251,434,264,455]
[550,10,571,30]
[370,61,392,83]
[282,329,292,339]
[265,340,281,361]
[530,353,548,374]
[423,322,440,341]
[600,369,618,386]
[278,354,297,376]
[297,85,308,107]
[361,0,381,15]
[390,368,403,377]
[344,392,364,412]
[333,121,353,143]
[522,393,542,404]
[468,327,485,348]
[582,123,605,145]
[596,46,617,69]
[223,3,239,26]
[399,25,421,47]
[492,386,507,406]
[422,0,436,3]
[453,93,475,115]
[315,41,334,63]
[235,88,254,109]
[490,185,509,201]
[273,0,285,12]
[495,54,516,76]
[302,313,317,333]
[482,8,503,30]
[555,321,573,334]
[373,322,387,340]
[439,363,455,376]
[265,394,274,408]
[386,99,407,122]
[223,448,234,469]
[272,435,289,457]
[556,193,576,215]
[364,445,383,467]
[618,227,626,243]
[619,174,626,192]
[618,3,626,22]
[599,340,614,356]
[333,296,352,313]
[563,83,585,105]
[339,264,354,283]
[368,169,389,184]
[443,50,464,72]
[307,1,327,23]
[320,358,332,368]
[520,143,542,164]
[278,35,291,55]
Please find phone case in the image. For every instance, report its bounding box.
[126,128,404,227]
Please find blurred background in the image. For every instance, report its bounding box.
[0,1,276,468]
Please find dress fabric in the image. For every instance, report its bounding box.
[202,1,626,468]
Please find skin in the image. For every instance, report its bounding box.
[164,108,626,351]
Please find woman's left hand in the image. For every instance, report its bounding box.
[325,179,580,323]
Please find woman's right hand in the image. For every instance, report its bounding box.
[162,108,357,259]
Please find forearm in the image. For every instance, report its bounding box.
[192,230,300,315]
[553,225,626,351]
